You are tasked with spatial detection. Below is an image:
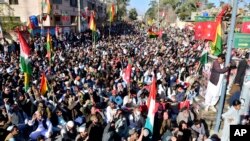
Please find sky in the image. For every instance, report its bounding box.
[128,0,250,15]
[128,0,151,15]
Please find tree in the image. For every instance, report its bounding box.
[0,3,23,32]
[145,0,157,20]
[206,3,215,9]
[175,0,199,21]
[116,0,130,20]
[129,8,138,20]
[161,0,180,10]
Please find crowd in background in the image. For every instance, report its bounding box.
[0,22,249,141]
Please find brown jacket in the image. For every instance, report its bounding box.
[209,60,228,85]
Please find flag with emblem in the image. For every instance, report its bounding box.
[194,21,216,41]
[241,17,250,33]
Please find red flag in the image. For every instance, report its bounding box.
[194,21,217,41]
[241,22,250,33]
[157,30,163,38]
[123,59,132,84]
[147,76,157,108]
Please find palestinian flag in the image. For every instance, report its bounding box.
[18,32,32,91]
[109,3,115,22]
[40,72,48,95]
[200,49,208,65]
[144,76,157,137]
[89,12,96,31]
[46,31,53,63]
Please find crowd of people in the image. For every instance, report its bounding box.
[0,22,249,141]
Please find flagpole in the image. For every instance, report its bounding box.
[109,20,111,46]
[157,0,160,29]
[214,0,238,133]
[92,30,96,48]
[77,0,81,33]
[41,0,44,36]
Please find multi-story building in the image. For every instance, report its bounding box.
[1,0,107,27]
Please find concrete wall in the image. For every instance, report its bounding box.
[3,0,106,26]
[0,3,14,16]
[10,0,40,23]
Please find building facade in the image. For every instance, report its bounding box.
[1,0,107,27]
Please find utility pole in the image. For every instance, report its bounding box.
[157,0,160,29]
[78,0,81,32]
[41,0,44,36]
[214,0,238,133]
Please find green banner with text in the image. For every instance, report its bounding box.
[234,33,250,48]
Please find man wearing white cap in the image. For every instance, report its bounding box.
[28,111,53,140]
[75,126,88,141]
[60,121,77,141]
[4,125,19,141]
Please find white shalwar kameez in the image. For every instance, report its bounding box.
[205,64,225,107]
[221,106,241,141]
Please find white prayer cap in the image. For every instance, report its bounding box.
[67,121,74,128]
[78,126,86,133]
[7,125,14,131]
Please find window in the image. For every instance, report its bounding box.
[52,0,62,4]
[70,0,77,7]
[9,0,18,5]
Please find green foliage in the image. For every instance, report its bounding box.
[1,21,23,31]
[161,0,180,10]
[145,0,199,21]
[116,0,130,20]
[175,0,199,21]
[145,0,157,20]
[129,8,138,20]
[206,3,215,9]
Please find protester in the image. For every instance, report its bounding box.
[4,125,19,141]
[205,54,229,112]
[0,21,248,141]
[221,100,241,141]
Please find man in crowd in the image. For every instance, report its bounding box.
[0,22,244,141]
